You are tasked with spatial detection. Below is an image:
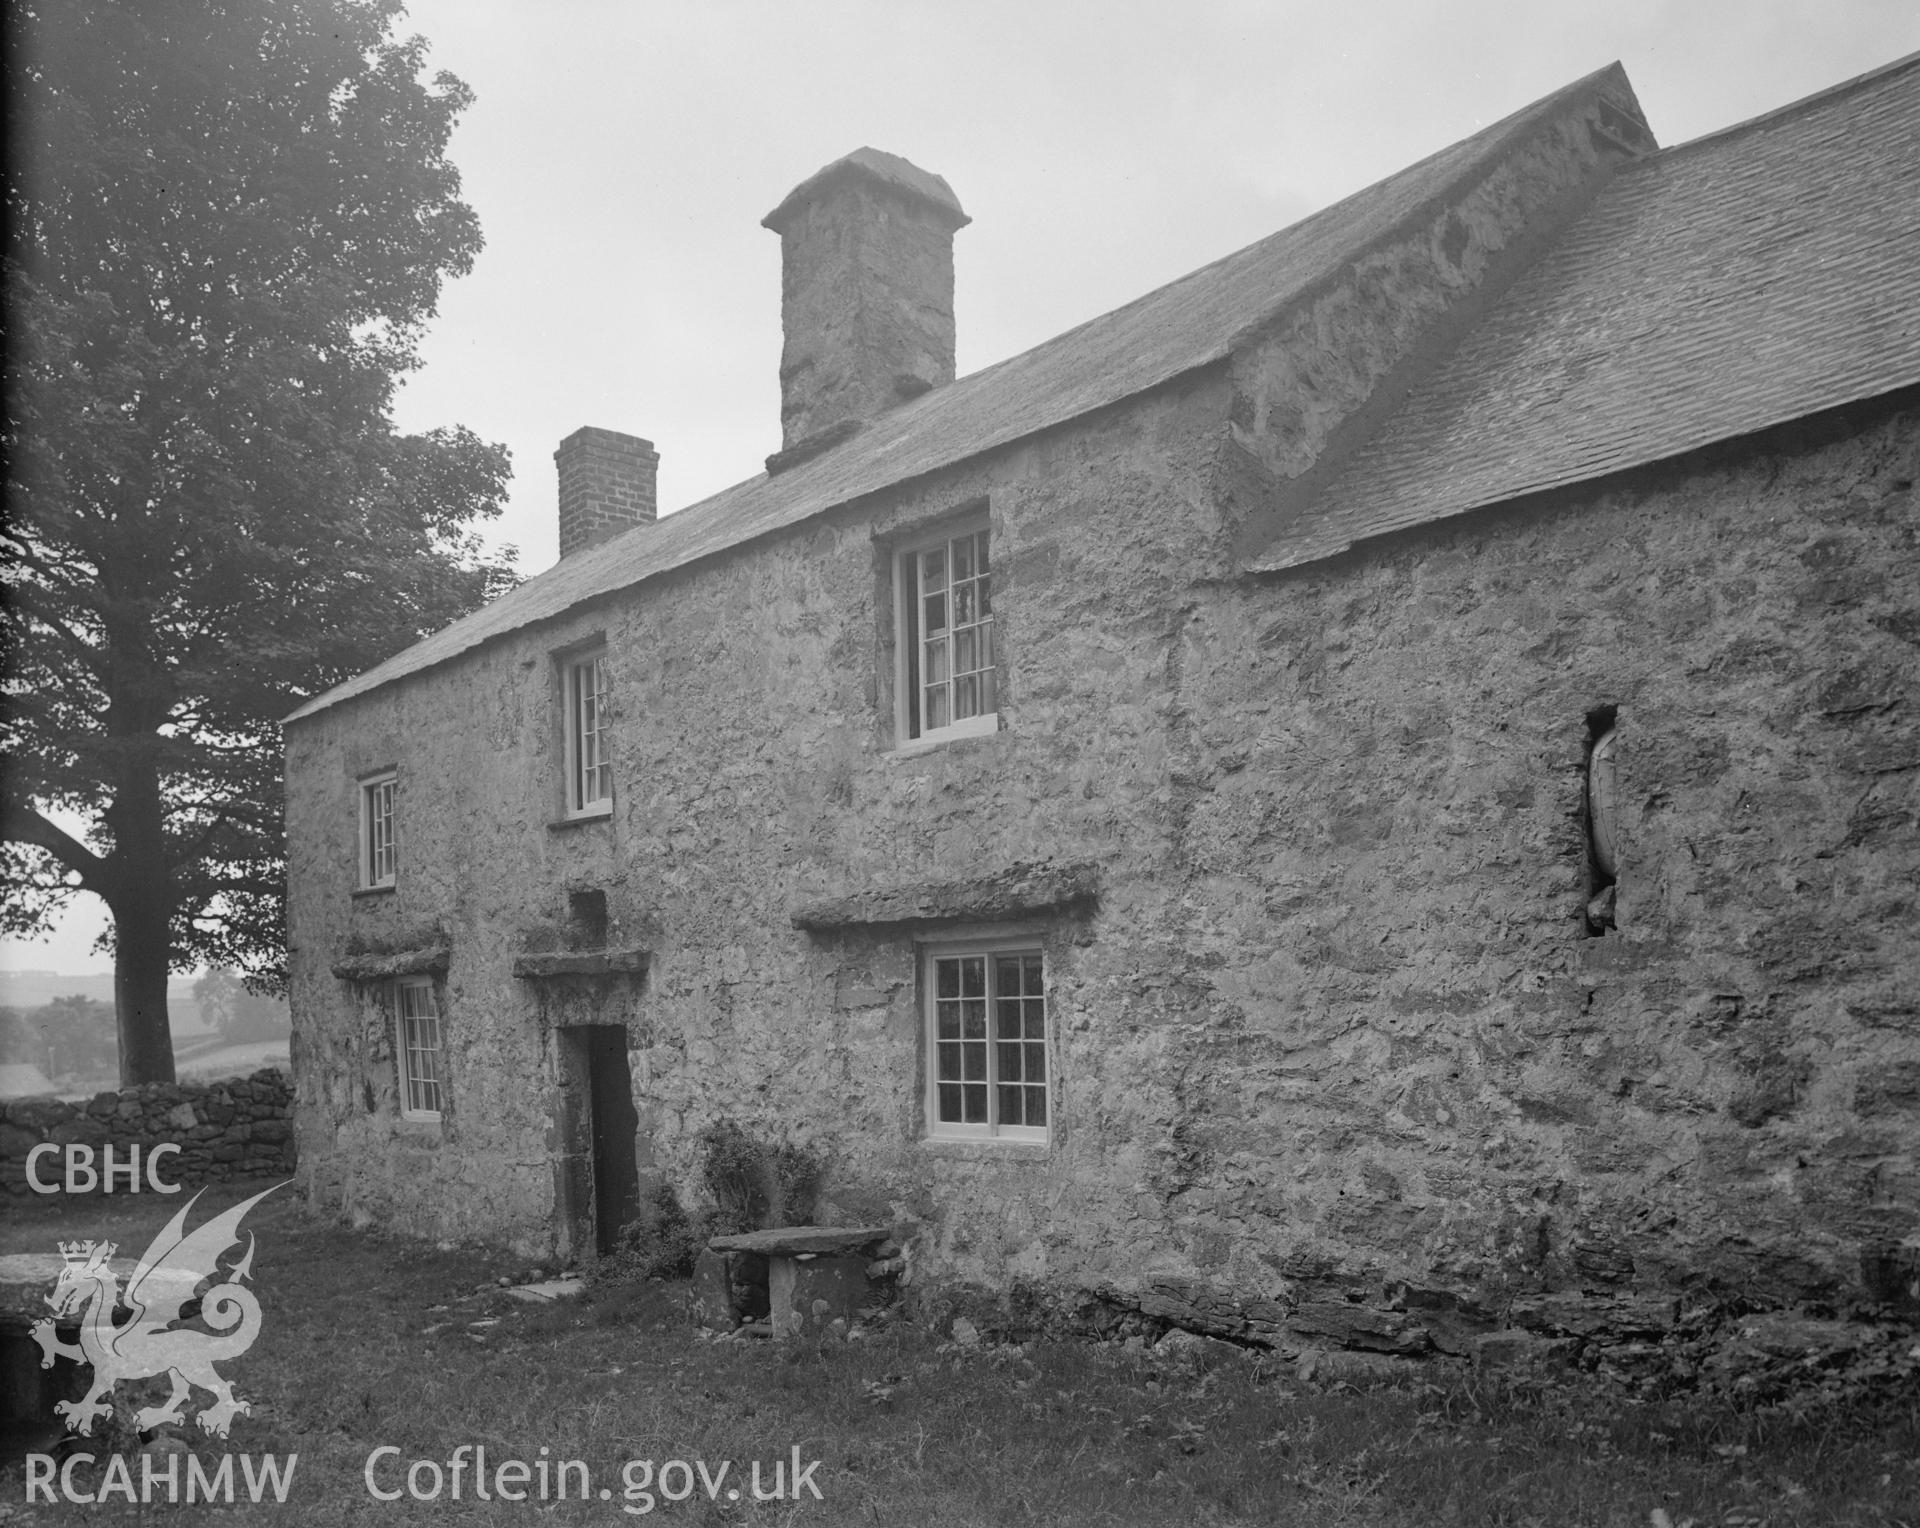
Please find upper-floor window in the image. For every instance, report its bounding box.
[924,943,1048,1142]
[896,524,996,747]
[359,770,396,889]
[564,653,612,816]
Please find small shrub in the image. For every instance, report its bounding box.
[771,1141,822,1225]
[697,1118,824,1230]
[699,1119,768,1231]
[607,1182,703,1280]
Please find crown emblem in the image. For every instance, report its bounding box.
[58,1240,113,1266]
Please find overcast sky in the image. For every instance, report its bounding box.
[6,0,1915,974]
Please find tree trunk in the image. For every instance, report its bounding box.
[99,634,179,1087]
[112,892,176,1085]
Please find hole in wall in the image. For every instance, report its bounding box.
[1583,706,1619,935]
[568,889,609,950]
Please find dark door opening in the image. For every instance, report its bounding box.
[556,1024,642,1257]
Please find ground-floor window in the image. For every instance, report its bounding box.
[924,945,1048,1141]
[395,977,445,1120]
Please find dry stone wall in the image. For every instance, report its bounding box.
[0,1069,295,1196]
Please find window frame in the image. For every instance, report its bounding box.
[394,976,445,1122]
[892,519,998,750]
[358,769,397,890]
[562,650,613,819]
[920,938,1050,1144]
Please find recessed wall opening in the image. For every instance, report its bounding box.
[554,1023,641,1258]
[1584,705,1619,935]
[567,889,609,950]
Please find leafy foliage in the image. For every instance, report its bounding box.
[608,1183,706,1282]
[192,965,288,1042]
[2,0,515,1077]
[1,993,118,1081]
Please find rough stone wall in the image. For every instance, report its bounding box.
[288,391,1917,1344]
[0,1069,296,1196]
[285,372,1231,1260]
[1143,403,1920,1347]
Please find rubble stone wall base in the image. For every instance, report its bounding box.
[0,1069,295,1196]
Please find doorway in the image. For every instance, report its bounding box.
[555,1024,641,1257]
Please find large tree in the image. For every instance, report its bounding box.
[3,0,516,1084]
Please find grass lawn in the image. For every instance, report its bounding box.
[2,1182,1914,1526]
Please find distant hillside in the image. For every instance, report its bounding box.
[0,971,291,1100]
[0,971,211,1035]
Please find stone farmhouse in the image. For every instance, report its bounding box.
[285,57,1920,1348]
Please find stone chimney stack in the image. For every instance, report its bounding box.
[554,426,658,558]
[762,148,970,471]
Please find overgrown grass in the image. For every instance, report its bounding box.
[3,1186,1914,1525]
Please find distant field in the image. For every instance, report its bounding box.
[174,1038,291,1080]
[0,969,288,1098]
[0,1037,289,1101]
[0,971,286,1032]
[0,972,212,1033]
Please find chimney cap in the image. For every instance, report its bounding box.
[762,147,970,235]
[553,424,658,460]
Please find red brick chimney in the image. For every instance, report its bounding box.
[554,427,658,558]
[762,148,970,472]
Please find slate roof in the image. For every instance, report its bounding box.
[1250,51,1920,572]
[286,65,1627,723]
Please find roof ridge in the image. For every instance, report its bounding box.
[283,61,1660,724]
[676,64,1642,514]
[949,64,1639,388]
[1645,48,1920,166]
[619,72,1637,536]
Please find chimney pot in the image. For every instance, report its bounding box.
[763,148,968,470]
[554,426,658,558]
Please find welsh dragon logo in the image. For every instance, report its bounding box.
[31,1183,283,1439]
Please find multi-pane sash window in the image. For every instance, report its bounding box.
[928,948,1047,1140]
[396,978,444,1120]
[566,654,611,814]
[360,772,396,888]
[900,527,995,743]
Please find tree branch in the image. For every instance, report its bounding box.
[6,587,106,673]
[179,805,240,862]
[1,803,109,891]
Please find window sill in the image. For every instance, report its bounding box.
[351,884,397,899]
[886,714,1001,761]
[918,1135,1051,1159]
[393,1115,443,1134]
[548,808,613,832]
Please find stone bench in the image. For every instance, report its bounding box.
[692,1226,895,1338]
